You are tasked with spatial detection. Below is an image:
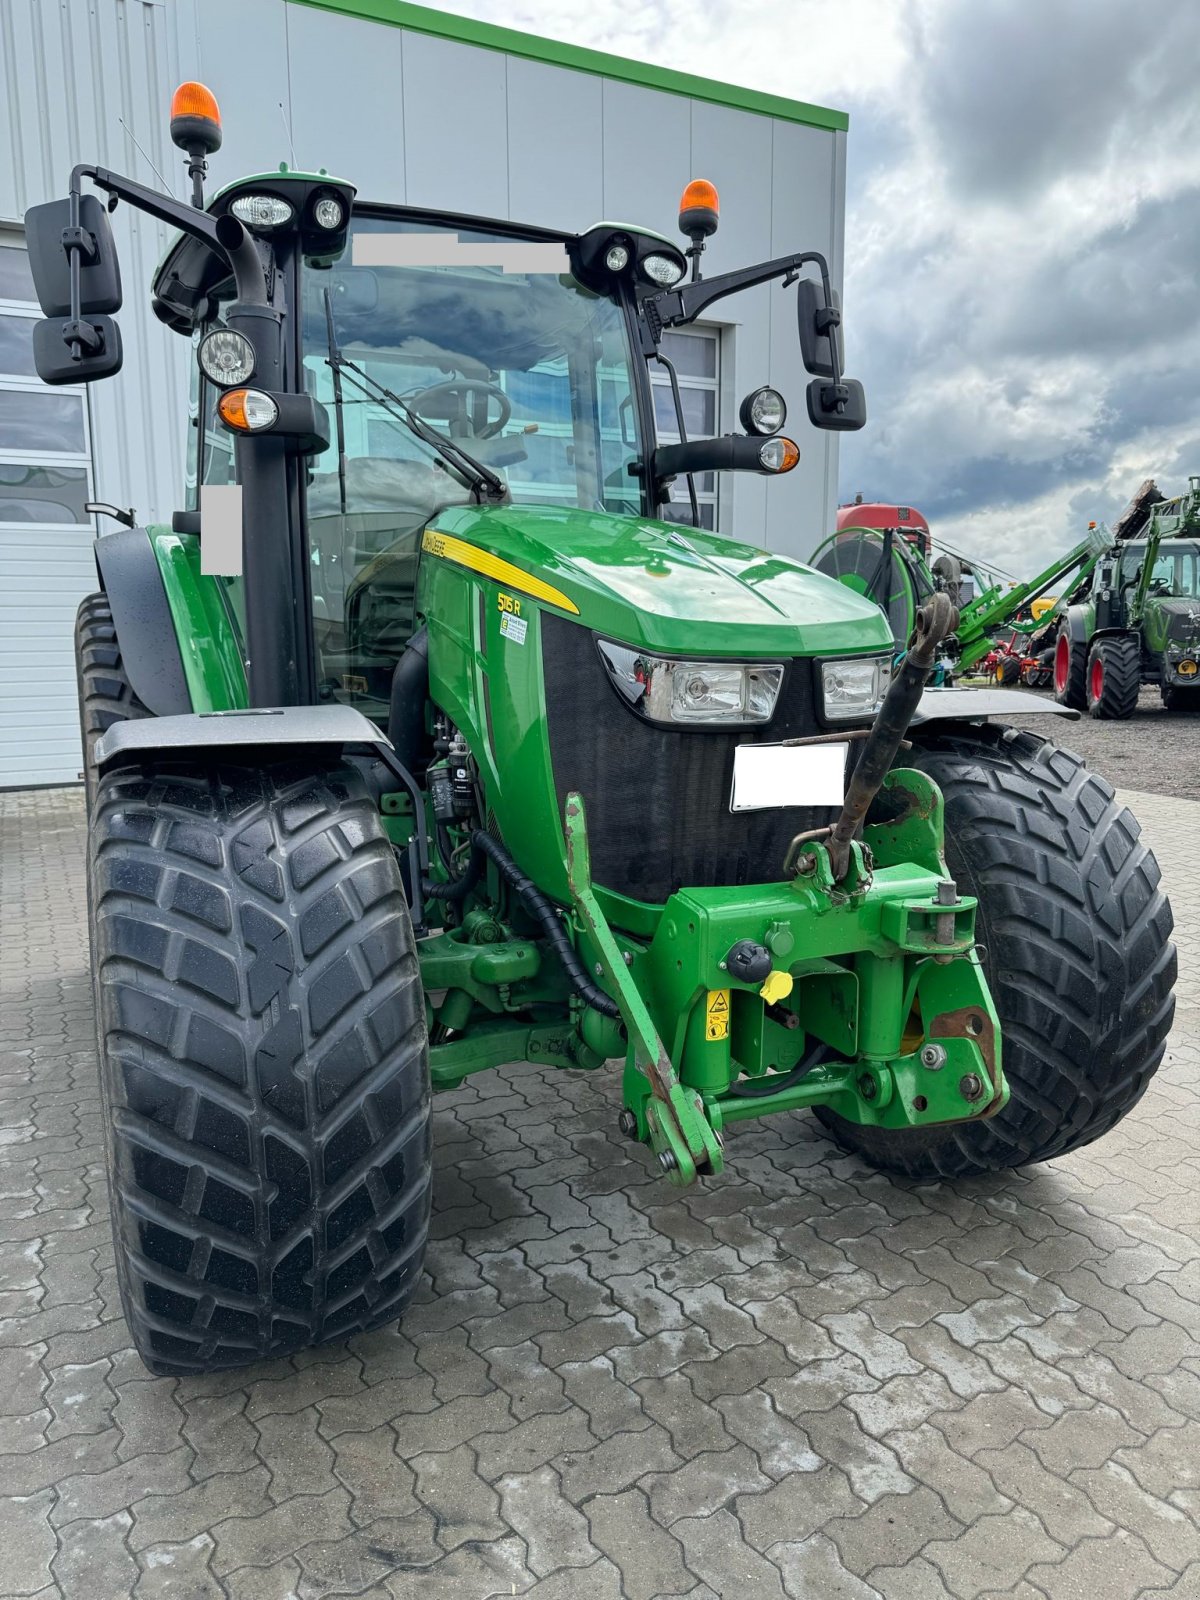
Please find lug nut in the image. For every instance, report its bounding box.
[618,1109,638,1138]
[920,1043,948,1071]
[959,1072,985,1102]
[658,1150,678,1173]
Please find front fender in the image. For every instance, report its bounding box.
[94,527,191,716]
[911,686,1079,723]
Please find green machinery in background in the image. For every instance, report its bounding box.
[1051,478,1200,718]
[812,514,1111,681]
[24,82,1175,1374]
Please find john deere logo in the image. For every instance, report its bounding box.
[1178,659,1198,676]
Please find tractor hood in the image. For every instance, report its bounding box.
[1156,598,1200,643]
[426,504,893,657]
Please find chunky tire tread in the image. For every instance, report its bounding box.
[90,758,431,1374]
[815,725,1176,1179]
[1053,625,1087,710]
[1088,634,1141,720]
[1161,685,1200,713]
[75,592,151,810]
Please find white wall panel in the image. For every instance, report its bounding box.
[601,79,692,234]
[690,100,775,546]
[506,58,603,232]
[286,5,408,201]
[767,118,842,559]
[402,34,509,218]
[195,0,293,178]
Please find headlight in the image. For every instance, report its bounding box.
[598,640,784,727]
[313,195,345,231]
[229,194,294,229]
[641,252,685,287]
[197,327,255,387]
[740,385,787,435]
[605,242,631,272]
[820,656,892,721]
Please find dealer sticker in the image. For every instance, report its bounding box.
[500,612,528,645]
[705,989,730,1041]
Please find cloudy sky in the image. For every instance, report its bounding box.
[441,0,1200,576]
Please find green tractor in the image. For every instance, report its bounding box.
[1053,477,1200,717]
[29,86,1175,1374]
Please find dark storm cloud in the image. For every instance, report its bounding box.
[912,0,1200,202]
[839,0,1200,569]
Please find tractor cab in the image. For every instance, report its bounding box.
[156,166,869,724]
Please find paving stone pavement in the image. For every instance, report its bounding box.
[1,783,1198,1600]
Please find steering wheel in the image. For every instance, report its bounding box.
[410,379,511,440]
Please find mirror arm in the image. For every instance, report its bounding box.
[70,163,269,308]
[647,250,833,330]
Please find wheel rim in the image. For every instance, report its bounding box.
[1090,655,1104,702]
[1054,634,1070,692]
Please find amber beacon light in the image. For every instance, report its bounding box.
[170,81,223,207]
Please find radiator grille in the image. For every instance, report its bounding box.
[541,613,842,905]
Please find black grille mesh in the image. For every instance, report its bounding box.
[541,613,841,905]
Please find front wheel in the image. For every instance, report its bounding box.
[814,726,1175,1178]
[75,592,151,812]
[90,758,432,1373]
[1086,634,1141,719]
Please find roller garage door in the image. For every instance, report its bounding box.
[0,236,97,789]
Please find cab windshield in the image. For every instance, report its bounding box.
[1119,543,1200,598]
[298,212,645,712]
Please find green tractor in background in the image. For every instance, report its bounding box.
[28,85,1175,1374]
[1052,478,1200,718]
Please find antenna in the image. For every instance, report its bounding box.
[117,116,171,191]
[279,101,297,169]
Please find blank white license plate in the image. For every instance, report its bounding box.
[730,742,847,812]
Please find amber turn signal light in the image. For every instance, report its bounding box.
[217,388,279,433]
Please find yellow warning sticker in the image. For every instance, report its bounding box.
[706,989,731,1041]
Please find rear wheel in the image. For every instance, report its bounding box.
[1053,626,1086,708]
[75,592,151,811]
[1086,634,1141,719]
[994,655,1020,686]
[90,757,431,1373]
[814,725,1175,1178]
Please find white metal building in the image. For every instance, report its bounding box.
[0,0,847,786]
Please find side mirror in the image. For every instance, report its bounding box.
[796,278,842,379]
[32,314,123,385]
[25,196,122,317]
[806,377,866,432]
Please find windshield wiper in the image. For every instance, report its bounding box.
[321,290,505,502]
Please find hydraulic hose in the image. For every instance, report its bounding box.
[824,590,958,880]
[421,837,484,903]
[467,830,622,1020]
[727,1042,833,1097]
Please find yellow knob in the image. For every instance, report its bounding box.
[760,970,794,1005]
